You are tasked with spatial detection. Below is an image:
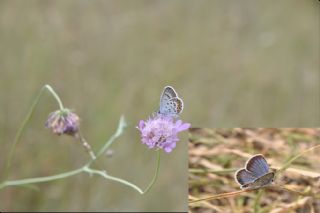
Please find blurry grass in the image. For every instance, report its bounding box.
[188,128,320,213]
[0,0,319,211]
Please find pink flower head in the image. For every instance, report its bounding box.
[45,109,80,137]
[137,115,190,153]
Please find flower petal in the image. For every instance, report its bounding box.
[177,122,191,132]
[138,120,145,130]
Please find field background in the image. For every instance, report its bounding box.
[0,0,319,211]
[189,128,320,212]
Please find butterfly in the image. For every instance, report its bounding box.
[158,86,184,117]
[235,154,275,190]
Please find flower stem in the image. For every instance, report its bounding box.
[4,84,65,179]
[95,115,127,160]
[44,84,64,110]
[78,131,96,160]
[83,149,161,194]
[0,168,83,190]
[142,150,161,194]
[83,167,143,194]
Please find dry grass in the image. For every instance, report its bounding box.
[189,128,320,213]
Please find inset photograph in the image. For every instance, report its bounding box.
[189,128,320,212]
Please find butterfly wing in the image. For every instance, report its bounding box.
[241,172,275,190]
[160,86,177,106]
[159,97,183,116]
[235,168,257,186]
[245,154,270,178]
[159,86,183,116]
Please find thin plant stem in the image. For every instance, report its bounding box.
[189,189,253,204]
[142,150,161,194]
[189,168,237,174]
[274,185,320,198]
[95,115,127,159]
[83,167,143,194]
[4,84,64,179]
[0,166,142,193]
[275,185,305,196]
[44,84,64,110]
[78,131,96,160]
[277,144,320,174]
[189,182,319,205]
[0,168,83,190]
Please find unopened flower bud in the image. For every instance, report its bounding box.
[45,109,80,137]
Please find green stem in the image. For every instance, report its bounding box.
[44,84,64,110]
[143,150,161,194]
[83,167,143,194]
[4,84,65,179]
[0,168,83,190]
[84,150,161,194]
[78,131,97,160]
[95,115,127,160]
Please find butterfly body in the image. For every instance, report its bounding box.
[158,86,184,117]
[235,154,274,190]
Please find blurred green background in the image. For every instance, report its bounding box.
[0,0,319,211]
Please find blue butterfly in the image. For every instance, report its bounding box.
[235,154,275,190]
[158,86,184,117]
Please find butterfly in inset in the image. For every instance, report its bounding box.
[235,154,275,190]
